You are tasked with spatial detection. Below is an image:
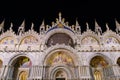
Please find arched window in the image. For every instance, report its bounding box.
[46,33,74,47]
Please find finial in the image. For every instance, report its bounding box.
[86,22,89,31]
[58,12,62,22]
[31,22,34,30]
[52,21,55,27]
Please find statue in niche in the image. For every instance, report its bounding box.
[40,43,46,51]
[50,38,54,46]
[18,26,25,35]
[19,71,28,80]
[95,26,102,35]
[68,39,72,46]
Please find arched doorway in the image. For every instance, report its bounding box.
[8,56,32,80]
[90,56,109,80]
[55,70,67,80]
[44,50,76,80]
[117,57,120,66]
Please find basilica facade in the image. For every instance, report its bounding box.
[0,13,120,80]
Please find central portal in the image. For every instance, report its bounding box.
[45,50,76,80]
[56,78,65,80]
[55,70,67,80]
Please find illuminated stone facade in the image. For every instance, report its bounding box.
[0,13,120,80]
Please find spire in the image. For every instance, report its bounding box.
[20,19,25,27]
[95,19,99,27]
[39,19,45,33]
[115,18,120,33]
[0,20,4,27]
[76,18,79,26]
[94,19,102,35]
[58,12,62,22]
[0,20,5,33]
[41,19,45,26]
[115,18,120,27]
[86,22,89,31]
[75,18,81,34]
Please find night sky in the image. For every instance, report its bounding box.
[0,0,120,34]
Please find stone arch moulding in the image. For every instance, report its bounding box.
[8,53,34,66]
[42,48,79,80]
[43,48,79,66]
[88,53,113,66]
[50,66,73,80]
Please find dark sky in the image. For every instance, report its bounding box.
[0,0,120,34]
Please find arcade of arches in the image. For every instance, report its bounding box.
[0,13,120,80]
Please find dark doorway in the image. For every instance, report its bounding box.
[56,78,65,80]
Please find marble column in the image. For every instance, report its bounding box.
[111,64,120,79]
[28,65,43,80]
[79,66,92,80]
